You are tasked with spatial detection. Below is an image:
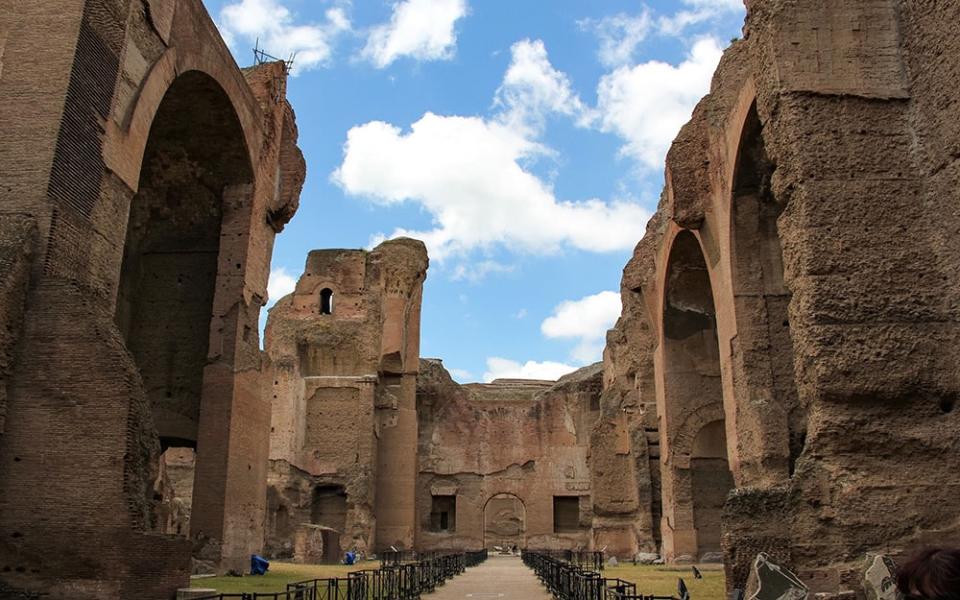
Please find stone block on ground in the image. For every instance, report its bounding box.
[635,552,660,564]
[862,555,902,600]
[745,553,809,600]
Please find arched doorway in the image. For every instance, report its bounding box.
[115,71,253,542]
[659,230,733,561]
[483,493,526,550]
[690,420,734,556]
[730,101,802,482]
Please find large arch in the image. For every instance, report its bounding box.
[656,230,733,562]
[727,100,802,484]
[115,65,273,573]
[483,493,526,550]
[117,69,253,447]
[0,0,302,596]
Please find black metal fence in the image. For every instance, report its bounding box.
[190,550,488,600]
[522,551,680,600]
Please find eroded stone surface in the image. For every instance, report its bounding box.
[263,239,428,558]
[416,361,602,552]
[862,555,901,600]
[745,554,808,600]
[0,0,304,596]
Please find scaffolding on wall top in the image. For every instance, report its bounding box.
[253,38,296,73]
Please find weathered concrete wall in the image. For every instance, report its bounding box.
[264,239,428,557]
[0,0,304,596]
[416,360,600,552]
[604,0,960,594]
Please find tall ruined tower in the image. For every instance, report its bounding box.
[264,238,428,557]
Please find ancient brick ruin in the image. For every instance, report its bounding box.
[2,0,960,599]
[600,0,960,593]
[262,240,428,561]
[0,0,304,596]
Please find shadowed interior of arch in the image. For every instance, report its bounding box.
[662,230,733,560]
[115,70,253,536]
[731,101,804,478]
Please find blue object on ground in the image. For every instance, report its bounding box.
[344,551,357,565]
[250,554,270,575]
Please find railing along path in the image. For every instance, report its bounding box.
[191,550,488,600]
[522,550,682,600]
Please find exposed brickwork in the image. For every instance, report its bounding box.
[264,239,428,557]
[0,0,303,596]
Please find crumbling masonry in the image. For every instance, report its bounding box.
[2,1,960,599]
[601,0,960,594]
[0,0,304,597]
[262,240,428,561]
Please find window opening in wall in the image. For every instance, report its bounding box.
[430,495,456,532]
[553,496,580,533]
[320,288,334,315]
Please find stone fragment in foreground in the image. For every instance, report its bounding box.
[862,555,903,600]
[745,553,809,600]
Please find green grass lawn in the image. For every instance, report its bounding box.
[193,561,726,599]
[191,562,365,594]
[603,564,726,600]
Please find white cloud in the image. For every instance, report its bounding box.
[541,291,622,364]
[335,38,660,263]
[362,0,468,68]
[267,266,297,306]
[514,308,528,320]
[451,260,516,282]
[218,0,351,73]
[659,0,744,36]
[595,37,723,170]
[494,39,590,135]
[333,112,650,260]
[578,10,653,69]
[482,357,577,383]
[448,368,473,382]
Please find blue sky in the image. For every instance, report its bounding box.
[201,0,745,382]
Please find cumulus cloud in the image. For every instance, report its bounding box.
[333,112,650,260]
[595,38,723,169]
[451,260,516,283]
[541,291,622,364]
[482,357,577,383]
[362,0,468,68]
[578,10,653,69]
[336,37,647,261]
[494,39,590,135]
[659,0,745,36]
[267,266,297,306]
[448,368,474,382]
[217,0,351,73]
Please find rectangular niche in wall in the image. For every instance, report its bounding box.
[553,496,581,533]
[430,495,456,532]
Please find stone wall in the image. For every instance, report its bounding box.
[601,0,960,594]
[263,239,428,558]
[0,0,304,596]
[415,360,601,552]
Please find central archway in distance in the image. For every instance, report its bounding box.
[482,493,526,550]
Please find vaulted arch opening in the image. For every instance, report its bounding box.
[483,493,526,550]
[660,230,732,561]
[115,71,253,535]
[730,101,803,481]
[690,420,734,556]
[320,287,334,314]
